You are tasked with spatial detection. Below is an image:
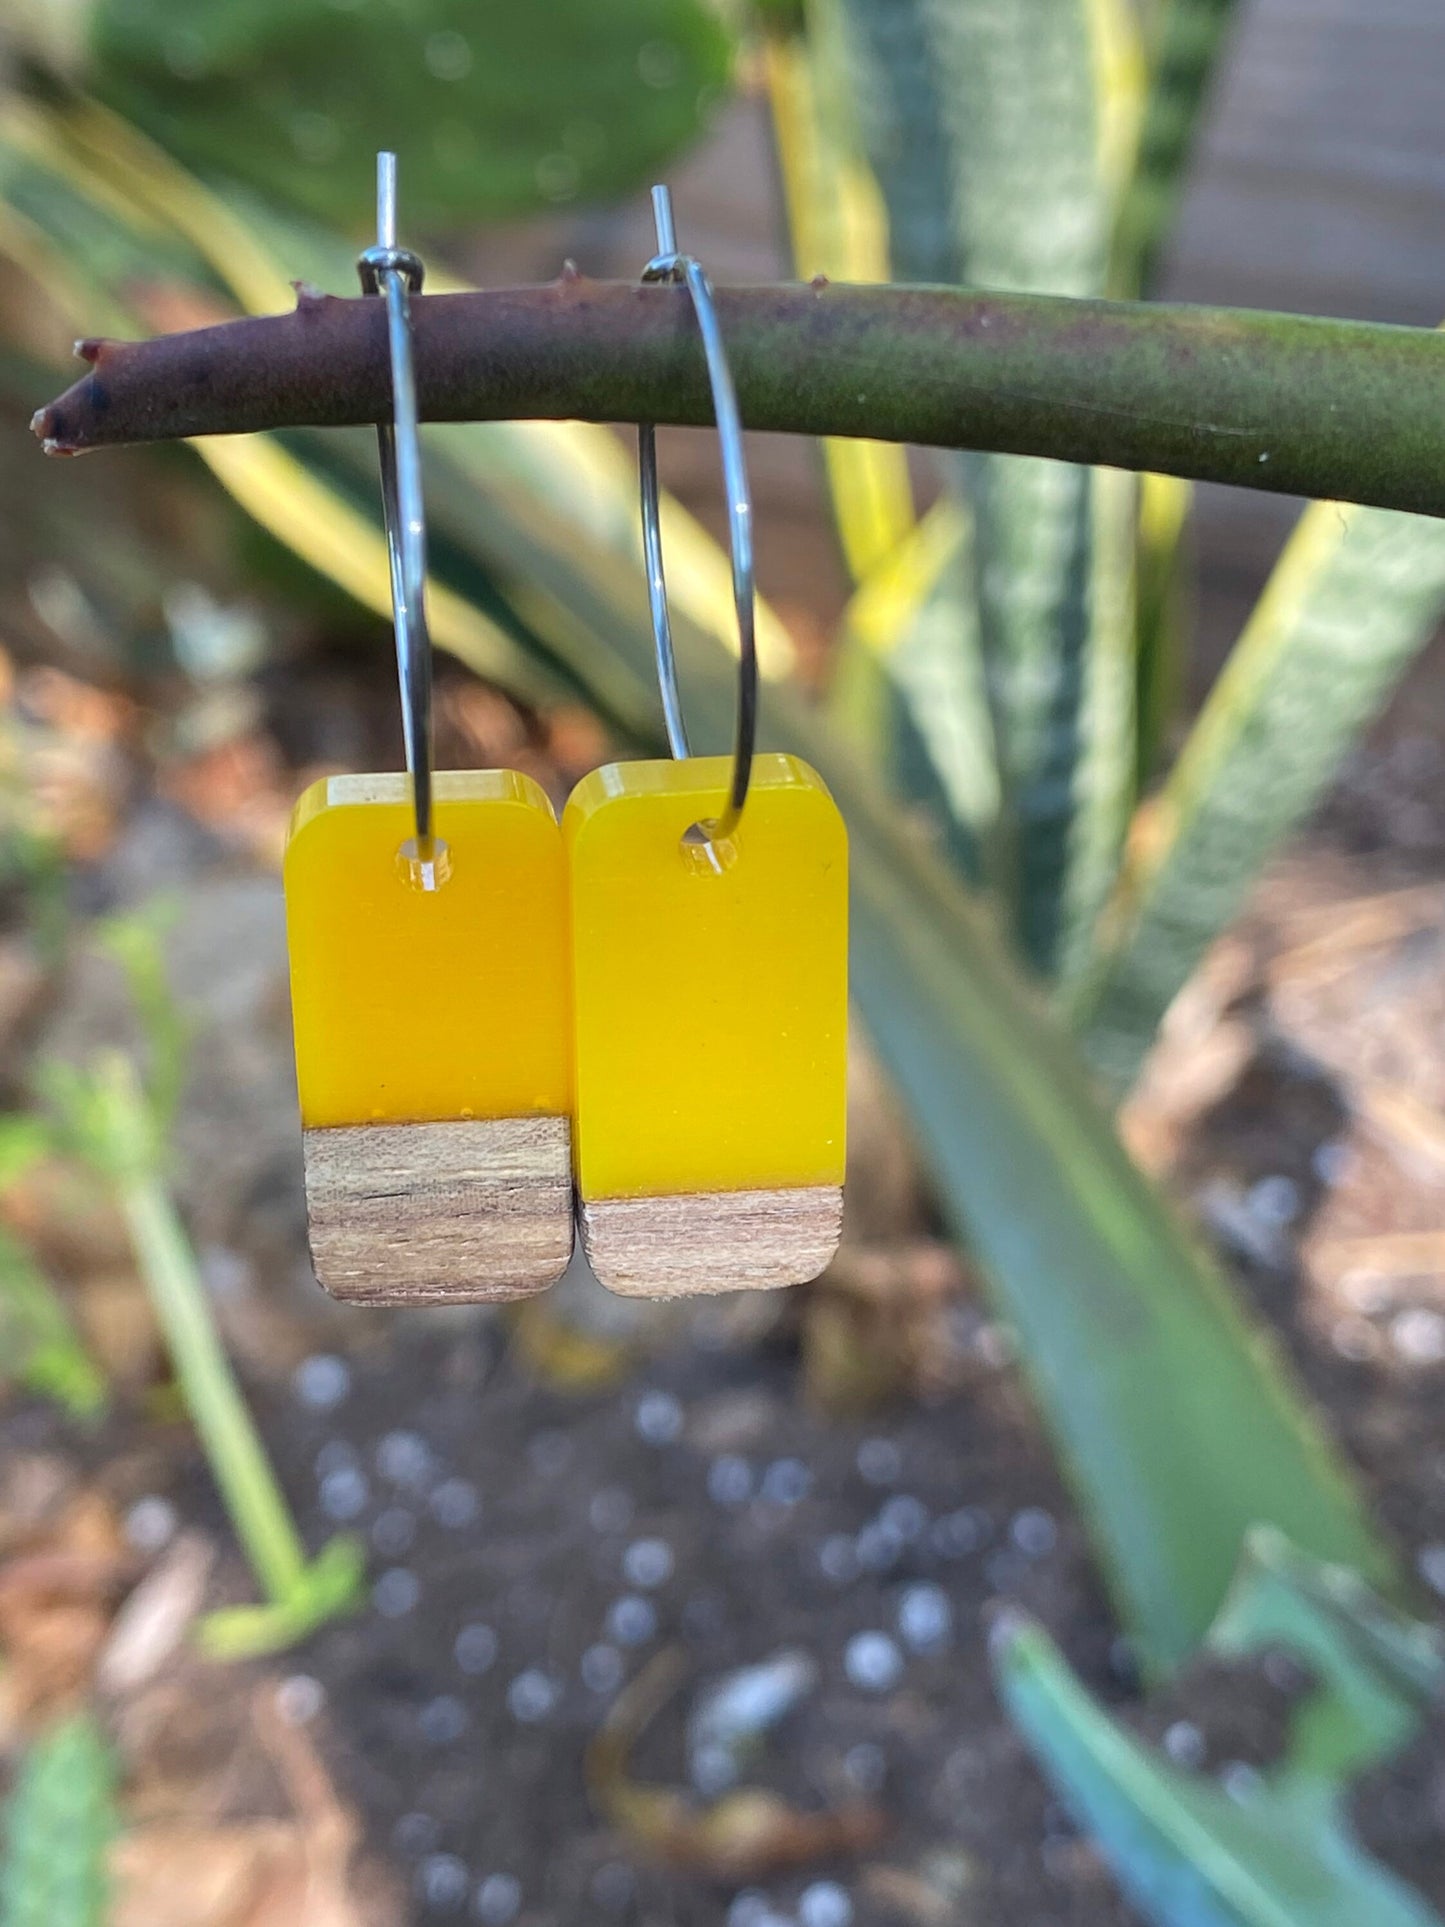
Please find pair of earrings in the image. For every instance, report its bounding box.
[283,164,848,1306]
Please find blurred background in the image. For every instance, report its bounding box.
[0,1,1444,1923]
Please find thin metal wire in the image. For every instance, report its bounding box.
[639,184,757,840]
[358,151,435,862]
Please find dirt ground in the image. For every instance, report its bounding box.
[1,616,1443,1927]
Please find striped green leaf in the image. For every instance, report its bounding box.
[1080,500,1445,1091]
[1111,0,1243,297]
[839,0,1134,980]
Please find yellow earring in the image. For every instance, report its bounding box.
[567,189,848,1299]
[283,156,572,1304]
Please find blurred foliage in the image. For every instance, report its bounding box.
[996,1532,1445,1925]
[0,1713,117,1927]
[15,0,733,229]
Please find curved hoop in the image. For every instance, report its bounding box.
[638,185,757,842]
[357,151,435,866]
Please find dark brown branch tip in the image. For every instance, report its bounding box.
[74,338,103,363]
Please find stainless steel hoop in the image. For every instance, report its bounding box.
[638,184,757,841]
[358,151,436,866]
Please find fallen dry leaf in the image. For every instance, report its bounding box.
[99,1533,215,1698]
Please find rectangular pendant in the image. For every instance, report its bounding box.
[565,754,847,1297]
[284,771,573,1302]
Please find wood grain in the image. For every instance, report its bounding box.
[303,1115,572,1304]
[581,1185,843,1299]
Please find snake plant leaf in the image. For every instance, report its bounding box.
[839,0,1134,984]
[1111,0,1243,297]
[827,500,998,880]
[1208,1528,1445,1791]
[0,1715,118,1927]
[994,1536,1444,1926]
[763,5,915,585]
[1079,499,1445,1092]
[74,0,734,227]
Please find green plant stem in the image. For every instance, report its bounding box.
[33,278,1445,518]
[100,1074,308,1602]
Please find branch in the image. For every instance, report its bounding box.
[33,275,1445,517]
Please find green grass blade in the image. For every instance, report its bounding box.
[994,1615,1442,1927]
[0,1226,108,1420]
[1111,0,1242,297]
[0,1715,117,1927]
[1079,500,1445,1091]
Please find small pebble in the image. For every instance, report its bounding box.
[455,1622,499,1675]
[635,1389,684,1445]
[314,1440,357,1479]
[394,1810,440,1856]
[692,1741,737,1798]
[1163,1719,1206,1770]
[590,1862,635,1912]
[1011,1507,1058,1558]
[1391,1307,1445,1364]
[897,1582,953,1654]
[760,1458,812,1506]
[844,1631,904,1693]
[606,1594,658,1646]
[417,1853,469,1911]
[622,1537,674,1589]
[931,1507,989,1558]
[1246,1174,1300,1228]
[1331,1316,1379,1362]
[124,1496,177,1554]
[319,1465,369,1522]
[818,1533,857,1584]
[581,1643,624,1693]
[683,1590,726,1637]
[1416,1543,1445,1597]
[843,1741,886,1793]
[1221,1760,1263,1804]
[275,1674,325,1725]
[420,1694,469,1744]
[528,1429,573,1478]
[856,1438,902,1486]
[878,1494,928,1541]
[854,1521,904,1573]
[507,1669,559,1724]
[372,1507,416,1557]
[727,1895,771,1927]
[430,1478,480,1528]
[708,1455,754,1506]
[589,1486,634,1533]
[373,1567,420,1618]
[798,1881,853,1927]
[1312,1140,1353,1187]
[293,1353,350,1411]
[377,1430,434,1489]
[475,1872,522,1925]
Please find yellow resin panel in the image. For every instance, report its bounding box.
[565,754,848,1200]
[284,771,570,1129]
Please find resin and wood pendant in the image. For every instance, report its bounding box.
[566,753,848,1297]
[284,771,573,1303]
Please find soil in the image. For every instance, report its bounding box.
[2,633,1443,1927]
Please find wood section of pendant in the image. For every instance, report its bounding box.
[566,754,848,1299]
[284,771,573,1304]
